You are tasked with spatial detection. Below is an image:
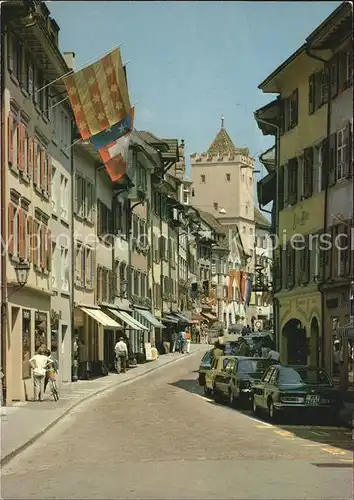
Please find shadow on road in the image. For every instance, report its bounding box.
[170,376,354,453]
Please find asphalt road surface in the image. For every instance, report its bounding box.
[1,351,353,500]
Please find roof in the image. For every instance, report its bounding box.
[136,131,169,152]
[254,207,271,229]
[197,209,226,236]
[258,44,306,93]
[161,138,179,161]
[306,2,352,49]
[207,127,238,156]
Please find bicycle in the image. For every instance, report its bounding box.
[46,367,59,401]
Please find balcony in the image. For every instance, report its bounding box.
[131,295,151,308]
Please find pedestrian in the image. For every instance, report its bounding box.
[29,347,51,402]
[195,324,200,343]
[115,337,128,374]
[171,331,177,353]
[185,329,191,354]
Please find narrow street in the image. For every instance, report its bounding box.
[1,351,353,500]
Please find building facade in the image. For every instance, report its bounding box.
[1,2,72,402]
[256,2,353,371]
[254,209,273,330]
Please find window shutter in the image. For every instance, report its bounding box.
[40,224,45,268]
[33,141,38,185]
[47,229,52,272]
[322,68,329,104]
[33,220,39,266]
[279,99,285,135]
[303,147,313,199]
[73,173,78,214]
[343,122,351,178]
[47,155,52,194]
[40,148,45,189]
[91,250,96,286]
[330,55,339,99]
[328,133,337,186]
[290,89,298,127]
[27,137,33,180]
[8,204,15,255]
[8,33,14,72]
[8,114,14,165]
[27,216,32,262]
[321,138,329,190]
[18,123,24,172]
[18,209,25,260]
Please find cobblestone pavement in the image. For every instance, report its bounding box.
[1,345,207,464]
[1,352,353,500]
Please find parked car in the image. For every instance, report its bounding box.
[212,357,271,407]
[198,349,213,386]
[252,365,343,423]
[204,355,236,397]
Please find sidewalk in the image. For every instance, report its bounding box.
[0,345,207,465]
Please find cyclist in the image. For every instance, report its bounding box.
[44,349,59,393]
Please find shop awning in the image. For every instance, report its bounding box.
[162,315,179,324]
[173,313,193,324]
[80,307,122,328]
[108,309,148,331]
[202,312,217,321]
[135,309,166,329]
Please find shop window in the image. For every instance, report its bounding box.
[35,311,47,350]
[22,309,31,379]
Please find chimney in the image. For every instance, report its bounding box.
[63,52,76,71]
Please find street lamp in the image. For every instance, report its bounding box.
[14,262,30,288]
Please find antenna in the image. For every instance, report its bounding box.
[221,114,225,128]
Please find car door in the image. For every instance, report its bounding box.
[214,358,230,390]
[263,367,278,407]
[218,359,235,395]
[255,366,276,409]
[206,358,218,388]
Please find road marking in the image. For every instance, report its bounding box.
[274,430,295,439]
[321,447,349,456]
[303,443,322,447]
[310,430,330,436]
[256,424,273,429]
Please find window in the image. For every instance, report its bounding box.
[61,247,69,292]
[97,199,112,238]
[249,227,253,234]
[85,247,93,287]
[308,70,328,114]
[192,188,195,197]
[201,174,205,183]
[213,202,218,210]
[134,270,139,296]
[8,33,23,82]
[281,89,298,133]
[303,147,313,199]
[52,242,58,288]
[339,47,353,91]
[313,143,323,194]
[140,274,146,298]
[226,173,231,181]
[285,243,295,288]
[60,174,69,222]
[336,128,347,180]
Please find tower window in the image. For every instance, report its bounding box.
[213,202,218,210]
[201,174,205,183]
[226,173,231,181]
[192,188,195,197]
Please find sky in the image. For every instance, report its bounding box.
[48,1,340,194]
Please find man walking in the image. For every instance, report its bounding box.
[115,337,128,374]
[30,347,51,401]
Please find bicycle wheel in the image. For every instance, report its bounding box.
[51,380,59,401]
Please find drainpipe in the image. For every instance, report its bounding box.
[253,115,280,351]
[306,48,331,371]
[70,120,76,381]
[1,12,7,403]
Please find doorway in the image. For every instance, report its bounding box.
[282,318,307,365]
[309,317,320,367]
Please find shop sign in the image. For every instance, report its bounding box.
[279,192,325,241]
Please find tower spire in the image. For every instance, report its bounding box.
[221,114,224,128]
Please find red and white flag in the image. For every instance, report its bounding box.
[99,134,131,182]
[63,48,131,140]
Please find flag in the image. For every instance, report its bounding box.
[99,134,131,183]
[90,107,134,150]
[63,48,131,140]
[244,273,253,307]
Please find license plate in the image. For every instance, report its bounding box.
[306,395,320,405]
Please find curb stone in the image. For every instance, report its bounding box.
[0,348,205,467]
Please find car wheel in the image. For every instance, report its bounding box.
[204,385,211,397]
[228,389,236,408]
[213,384,221,403]
[268,399,278,422]
[252,396,259,415]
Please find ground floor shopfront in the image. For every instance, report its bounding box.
[322,283,353,390]
[4,287,51,403]
[276,287,322,366]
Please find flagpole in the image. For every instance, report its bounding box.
[39,96,69,117]
[66,136,83,151]
[32,43,124,97]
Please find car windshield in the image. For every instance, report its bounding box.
[237,359,269,375]
[279,368,331,386]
